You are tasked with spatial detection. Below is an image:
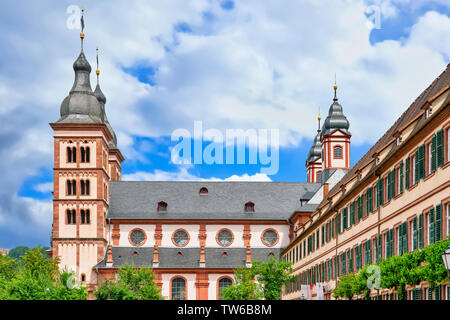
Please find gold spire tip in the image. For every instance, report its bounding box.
[80,32,85,39]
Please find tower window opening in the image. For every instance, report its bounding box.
[334,146,343,159]
[80,180,90,195]
[66,209,76,225]
[81,146,90,163]
[81,209,90,224]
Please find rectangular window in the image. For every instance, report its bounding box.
[350,201,355,226]
[412,217,418,251]
[431,134,437,173]
[436,129,444,168]
[343,207,348,230]
[447,203,450,237]
[429,208,435,245]
[436,204,442,242]
[399,161,404,193]
[366,187,373,214]
[405,157,410,189]
[419,213,424,249]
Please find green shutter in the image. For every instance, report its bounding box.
[378,234,382,262]
[420,144,425,180]
[430,208,435,244]
[399,224,403,255]
[337,212,341,234]
[419,214,424,249]
[405,157,410,189]
[435,204,442,242]
[413,217,418,251]
[403,222,408,254]
[343,207,348,230]
[436,129,444,168]
[400,161,404,193]
[414,149,419,184]
[350,201,355,226]
[431,134,437,172]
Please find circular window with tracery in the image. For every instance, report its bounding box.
[172,229,190,247]
[261,229,279,247]
[129,229,147,246]
[216,229,234,247]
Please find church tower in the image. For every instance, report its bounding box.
[306,114,323,183]
[49,11,124,291]
[320,80,351,182]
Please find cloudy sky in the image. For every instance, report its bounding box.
[0,0,449,249]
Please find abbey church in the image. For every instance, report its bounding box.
[48,17,450,300]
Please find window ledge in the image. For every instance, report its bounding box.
[394,193,403,200]
[424,172,435,181]
[442,161,450,170]
[408,184,418,191]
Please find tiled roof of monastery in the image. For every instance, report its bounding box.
[320,63,450,209]
[94,247,281,269]
[108,181,321,220]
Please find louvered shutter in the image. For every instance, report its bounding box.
[435,204,442,242]
[343,207,348,230]
[403,222,408,253]
[405,157,410,189]
[430,208,435,244]
[414,149,419,184]
[431,134,437,172]
[420,144,425,179]
[413,217,418,251]
[337,212,341,234]
[419,214,424,249]
[378,234,382,262]
[399,161,404,193]
[437,129,444,168]
[398,225,403,255]
[435,285,441,300]
[322,225,325,245]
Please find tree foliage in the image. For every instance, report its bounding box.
[0,246,87,300]
[333,238,450,300]
[222,258,293,300]
[95,264,163,300]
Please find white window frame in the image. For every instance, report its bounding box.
[428,144,432,175]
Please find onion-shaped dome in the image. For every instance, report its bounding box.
[321,85,350,136]
[57,52,103,124]
[306,131,322,163]
[94,83,117,149]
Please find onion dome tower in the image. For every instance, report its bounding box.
[320,77,351,182]
[306,112,323,183]
[57,13,103,124]
[93,48,118,149]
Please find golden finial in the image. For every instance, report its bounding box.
[96,47,100,76]
[80,9,85,40]
[333,72,338,90]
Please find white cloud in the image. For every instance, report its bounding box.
[0,0,449,246]
[33,182,53,193]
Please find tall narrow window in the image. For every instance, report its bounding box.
[334,146,343,159]
[67,180,72,195]
[80,180,90,196]
[81,147,85,163]
[67,147,72,163]
[218,278,232,300]
[81,209,90,224]
[171,277,186,300]
[72,147,77,162]
[66,209,76,225]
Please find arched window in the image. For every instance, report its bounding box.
[158,201,167,212]
[334,146,343,159]
[80,180,90,195]
[67,180,76,195]
[171,277,186,300]
[245,202,255,213]
[199,187,208,195]
[67,147,72,163]
[81,146,90,163]
[66,209,76,225]
[67,180,72,195]
[81,209,90,224]
[218,277,232,300]
[72,147,77,162]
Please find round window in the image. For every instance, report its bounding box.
[217,229,233,246]
[130,229,146,246]
[173,230,189,246]
[262,229,278,246]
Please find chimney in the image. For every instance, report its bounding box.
[323,183,329,198]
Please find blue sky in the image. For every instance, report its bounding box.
[0,0,449,249]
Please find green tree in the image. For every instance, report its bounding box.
[221,266,264,300]
[0,246,87,300]
[8,246,29,260]
[95,264,163,300]
[332,273,357,300]
[252,258,293,300]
